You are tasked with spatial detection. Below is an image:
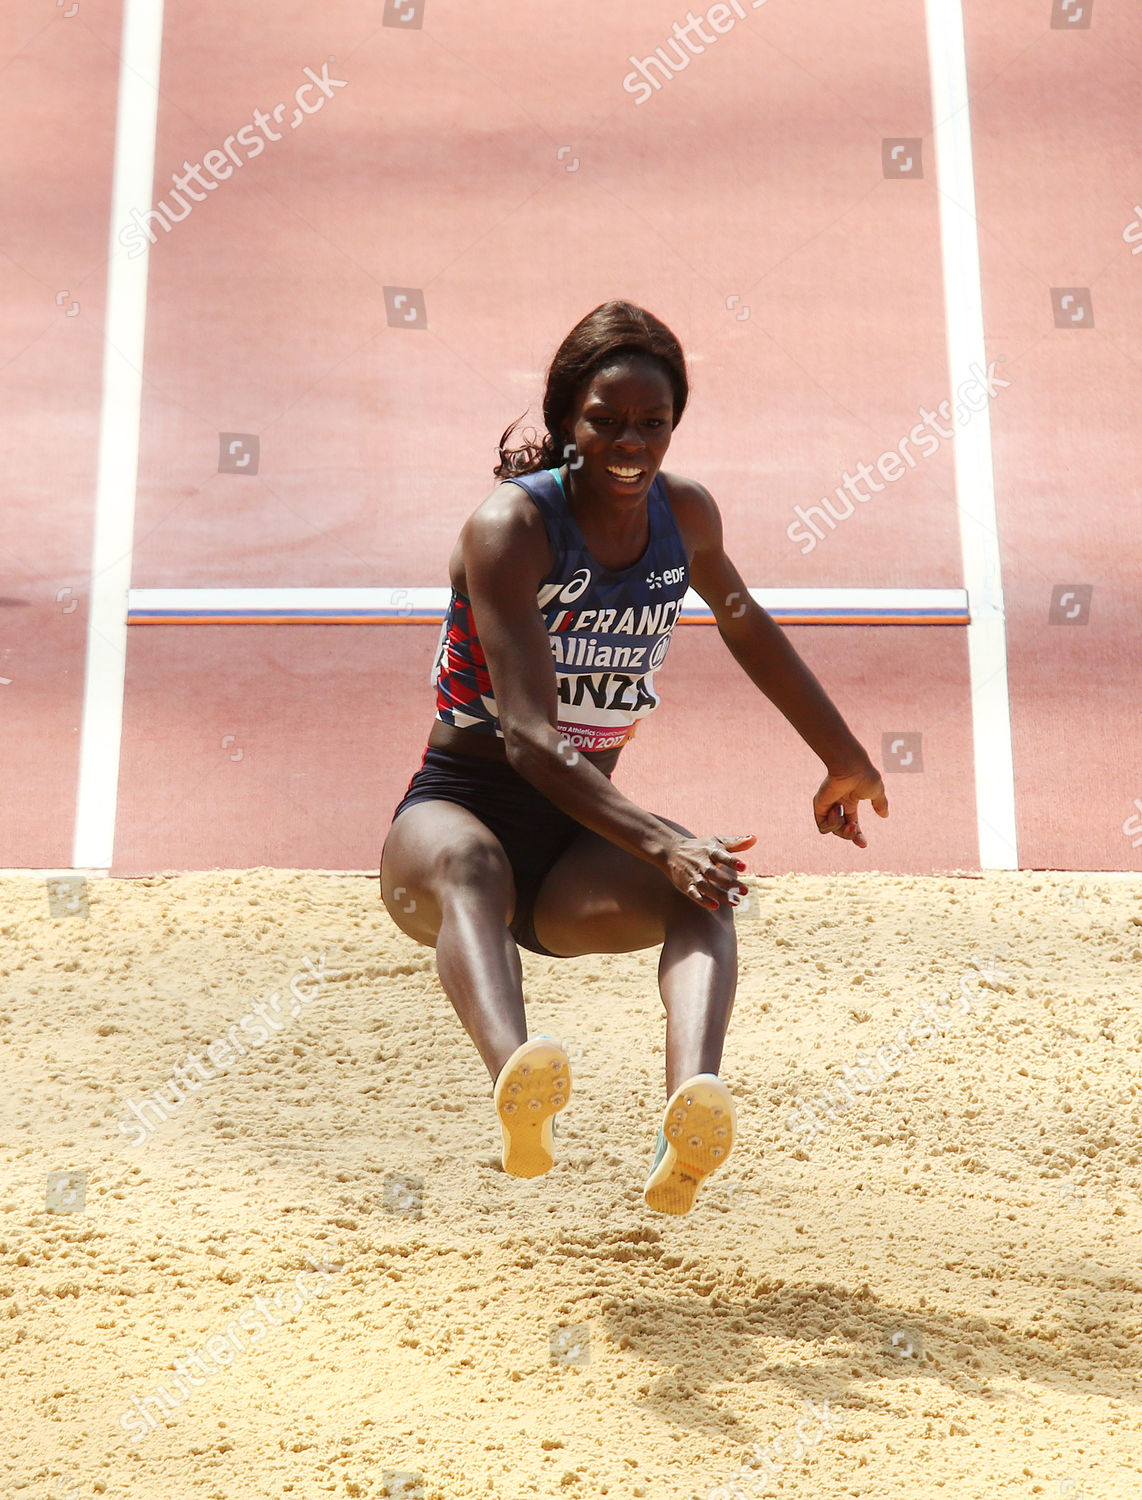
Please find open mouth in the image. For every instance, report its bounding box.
[605,465,646,486]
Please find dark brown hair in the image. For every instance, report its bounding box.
[494,301,689,479]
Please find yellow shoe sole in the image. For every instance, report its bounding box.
[494,1036,572,1178]
[644,1074,735,1215]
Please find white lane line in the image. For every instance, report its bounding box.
[124,586,971,626]
[72,0,165,871]
[925,0,1019,871]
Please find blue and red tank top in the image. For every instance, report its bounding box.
[431,467,689,753]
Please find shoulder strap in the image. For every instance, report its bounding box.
[504,467,578,556]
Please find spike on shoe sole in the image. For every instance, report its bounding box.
[644,1074,735,1215]
[493,1036,572,1178]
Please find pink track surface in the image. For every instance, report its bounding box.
[3,0,1138,874]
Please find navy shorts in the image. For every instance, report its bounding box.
[385,745,599,957]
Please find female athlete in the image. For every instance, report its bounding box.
[380,301,888,1214]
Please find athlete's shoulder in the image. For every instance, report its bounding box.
[657,470,716,505]
[656,470,721,545]
[466,477,546,535]
[459,478,552,574]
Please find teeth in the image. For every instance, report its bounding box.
[607,467,642,478]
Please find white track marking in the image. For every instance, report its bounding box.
[72,0,165,870]
[125,586,970,625]
[925,0,1019,870]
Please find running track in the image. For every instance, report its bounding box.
[2,0,1139,877]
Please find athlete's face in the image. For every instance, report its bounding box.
[561,358,675,502]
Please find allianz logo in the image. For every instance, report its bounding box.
[549,633,672,671]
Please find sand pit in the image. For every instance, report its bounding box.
[4,868,1141,1499]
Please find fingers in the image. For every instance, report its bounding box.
[815,788,886,844]
[686,880,721,911]
[687,876,747,911]
[686,838,753,909]
[673,834,756,910]
[717,833,758,852]
[710,843,747,871]
[839,802,866,849]
[816,801,845,835]
[815,800,869,846]
[713,840,753,888]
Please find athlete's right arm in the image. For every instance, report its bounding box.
[462,489,747,905]
[462,488,676,867]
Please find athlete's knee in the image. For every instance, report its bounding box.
[666,890,738,944]
[432,835,512,900]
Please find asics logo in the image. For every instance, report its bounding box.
[559,567,592,603]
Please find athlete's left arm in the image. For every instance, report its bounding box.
[672,476,889,847]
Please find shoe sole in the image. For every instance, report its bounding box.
[494,1037,572,1178]
[644,1074,735,1215]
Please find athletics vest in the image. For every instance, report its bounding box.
[432,467,689,752]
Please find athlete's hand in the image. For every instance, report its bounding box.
[665,833,757,910]
[814,764,889,849]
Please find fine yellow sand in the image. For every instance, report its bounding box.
[3,869,1141,1500]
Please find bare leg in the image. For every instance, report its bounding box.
[656,898,737,1094]
[380,801,528,1084]
[435,889,527,1085]
[529,820,739,1094]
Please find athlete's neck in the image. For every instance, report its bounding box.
[561,465,651,567]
